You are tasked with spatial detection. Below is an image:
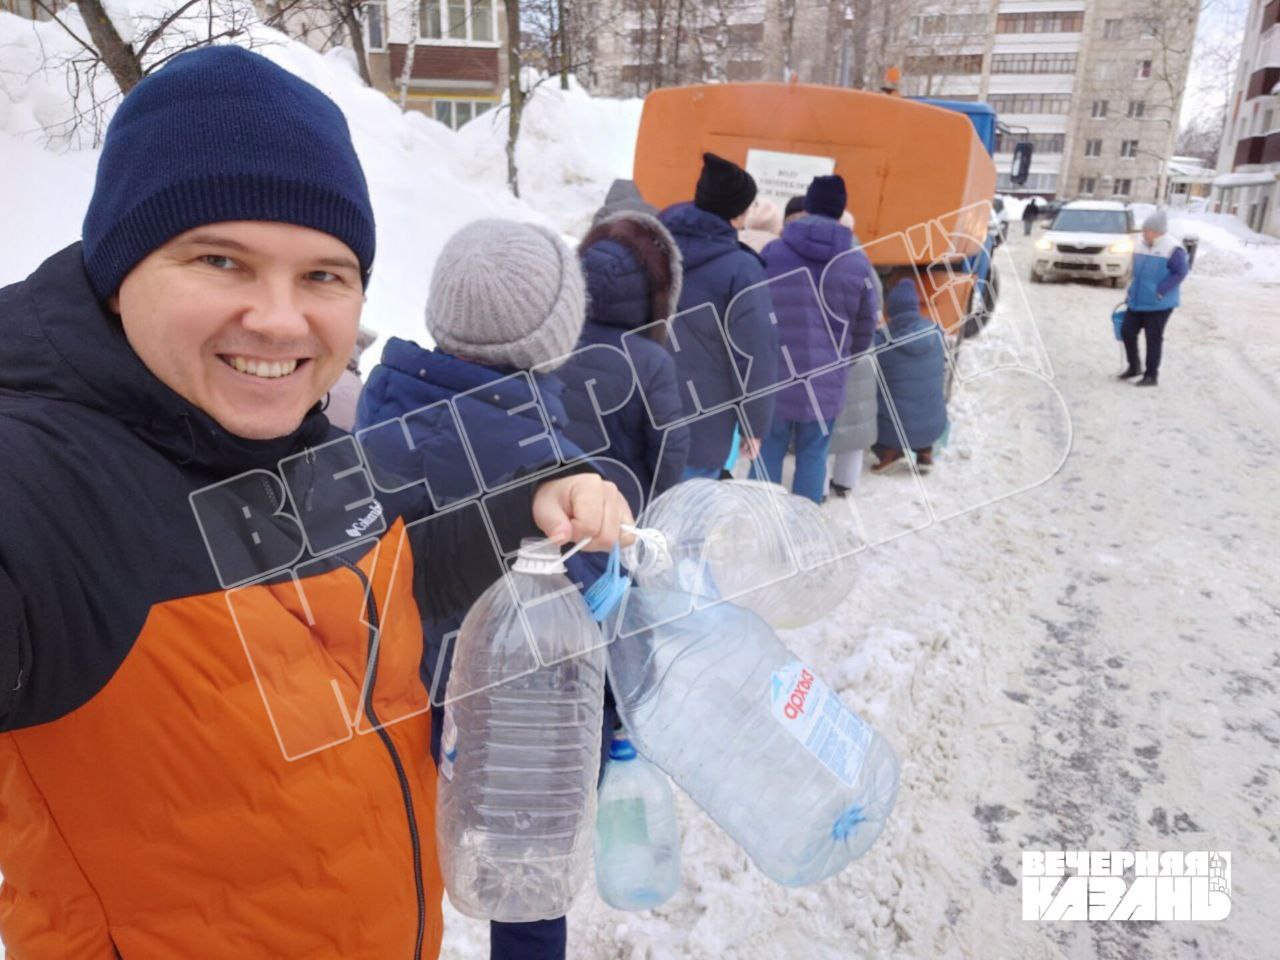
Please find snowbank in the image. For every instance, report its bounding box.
[454,73,645,238]
[0,6,642,366]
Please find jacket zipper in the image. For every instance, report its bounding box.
[339,556,427,960]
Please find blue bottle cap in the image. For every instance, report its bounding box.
[609,737,637,761]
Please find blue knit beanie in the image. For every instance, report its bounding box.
[82,46,375,300]
[805,175,847,220]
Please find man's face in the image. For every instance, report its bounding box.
[1142,228,1160,246]
[111,222,363,440]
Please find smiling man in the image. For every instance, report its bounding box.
[0,46,628,959]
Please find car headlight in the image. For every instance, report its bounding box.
[1035,238,1053,251]
[1109,239,1134,254]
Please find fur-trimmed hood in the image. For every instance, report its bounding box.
[579,210,683,335]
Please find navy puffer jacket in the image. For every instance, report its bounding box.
[559,211,689,516]
[659,202,778,469]
[875,281,949,450]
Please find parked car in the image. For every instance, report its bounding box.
[1030,200,1136,287]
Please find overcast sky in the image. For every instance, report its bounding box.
[1181,0,1252,128]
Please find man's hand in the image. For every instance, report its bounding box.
[533,474,635,552]
[740,436,763,461]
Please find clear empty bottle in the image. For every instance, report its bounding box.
[436,538,605,922]
[594,732,682,910]
[635,479,858,629]
[608,587,899,887]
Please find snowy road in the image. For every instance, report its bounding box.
[437,232,1280,959]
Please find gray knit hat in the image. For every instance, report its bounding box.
[426,219,586,370]
[1142,209,1168,235]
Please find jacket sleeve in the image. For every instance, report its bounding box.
[0,561,30,729]
[1157,247,1189,298]
[644,350,691,496]
[727,258,779,438]
[846,257,880,358]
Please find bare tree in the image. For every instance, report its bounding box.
[397,0,419,107]
[261,0,375,85]
[25,0,262,145]
[505,0,523,193]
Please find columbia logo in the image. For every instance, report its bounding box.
[346,501,384,539]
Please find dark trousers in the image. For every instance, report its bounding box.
[490,918,567,960]
[1023,220,1033,236]
[1121,308,1173,377]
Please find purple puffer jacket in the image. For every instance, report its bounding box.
[761,215,879,423]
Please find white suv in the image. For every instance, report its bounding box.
[1031,201,1136,287]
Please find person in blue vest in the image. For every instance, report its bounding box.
[660,153,778,479]
[355,219,621,960]
[559,210,689,516]
[751,174,879,503]
[1119,209,1189,387]
[872,278,949,474]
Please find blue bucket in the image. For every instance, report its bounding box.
[1110,304,1127,342]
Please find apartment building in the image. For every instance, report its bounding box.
[1212,0,1280,236]
[268,0,508,126]
[579,0,1195,202]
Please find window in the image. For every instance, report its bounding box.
[1141,19,1158,38]
[995,132,1065,153]
[990,53,1078,74]
[1121,139,1139,158]
[433,98,495,129]
[1084,138,1102,157]
[1127,100,1145,119]
[996,11,1084,34]
[1135,59,1153,79]
[996,171,1059,191]
[1113,178,1133,196]
[1103,18,1122,39]
[1264,108,1275,132]
[1052,209,1129,232]
[1078,176,1098,194]
[421,0,496,42]
[987,93,1072,114]
[1091,100,1109,118]
[913,13,987,36]
[364,0,387,51]
[904,53,984,75]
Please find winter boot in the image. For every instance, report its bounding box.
[870,448,905,474]
[829,482,851,499]
[1135,374,1158,387]
[1117,367,1140,380]
[914,449,934,474]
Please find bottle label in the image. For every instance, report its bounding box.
[769,660,871,787]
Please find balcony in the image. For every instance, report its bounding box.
[1234,135,1266,167]
[1265,131,1280,164]
[1265,0,1280,32]
[1246,66,1280,100]
[1259,26,1280,70]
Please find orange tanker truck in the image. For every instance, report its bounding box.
[631,81,1025,337]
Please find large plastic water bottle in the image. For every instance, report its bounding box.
[594,733,682,910]
[634,479,858,629]
[436,538,606,922]
[607,587,899,887]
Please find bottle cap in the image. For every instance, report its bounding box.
[512,537,567,575]
[609,737,637,761]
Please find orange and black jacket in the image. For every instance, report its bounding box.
[0,245,544,958]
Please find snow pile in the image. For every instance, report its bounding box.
[0,5,642,362]
[1167,210,1280,283]
[454,73,645,238]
